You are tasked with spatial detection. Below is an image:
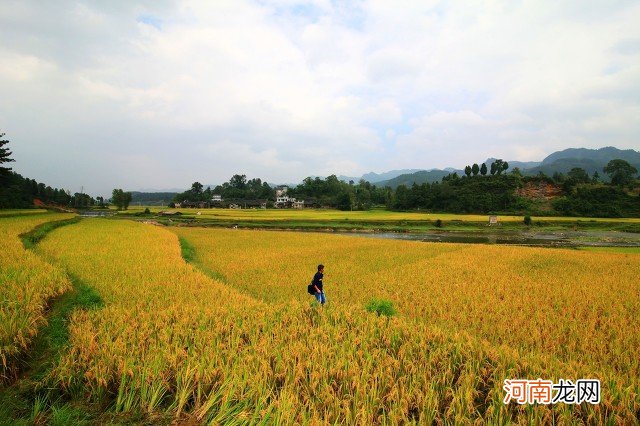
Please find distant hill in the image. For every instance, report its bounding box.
[130,192,178,205]
[338,169,425,183]
[484,158,541,170]
[369,147,639,188]
[361,169,425,183]
[376,169,456,189]
[542,146,640,165]
[524,147,640,177]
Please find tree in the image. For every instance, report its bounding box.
[229,174,247,190]
[471,163,479,176]
[393,185,409,210]
[191,182,204,195]
[552,172,566,184]
[335,190,353,211]
[464,165,472,177]
[123,191,132,209]
[491,159,508,175]
[0,131,15,180]
[112,189,123,209]
[480,163,487,176]
[510,167,523,177]
[592,171,600,183]
[112,188,133,210]
[603,159,638,187]
[567,167,590,184]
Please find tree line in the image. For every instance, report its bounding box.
[1,131,100,208]
[172,174,392,211]
[388,159,638,217]
[169,158,638,216]
[1,129,638,217]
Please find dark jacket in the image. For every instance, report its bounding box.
[312,272,324,292]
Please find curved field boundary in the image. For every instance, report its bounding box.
[0,213,76,382]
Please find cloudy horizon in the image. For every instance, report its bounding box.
[1,0,639,196]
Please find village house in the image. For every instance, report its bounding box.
[227,199,268,209]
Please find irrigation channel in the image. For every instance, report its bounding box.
[326,229,640,248]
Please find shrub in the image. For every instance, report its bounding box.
[523,215,532,226]
[365,299,397,317]
[435,219,443,228]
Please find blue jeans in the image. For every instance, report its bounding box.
[314,292,326,305]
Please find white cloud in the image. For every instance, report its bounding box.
[0,0,638,195]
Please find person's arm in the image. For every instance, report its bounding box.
[314,285,321,293]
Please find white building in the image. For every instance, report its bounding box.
[275,186,288,198]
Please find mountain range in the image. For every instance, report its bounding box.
[364,146,640,188]
[134,146,639,196]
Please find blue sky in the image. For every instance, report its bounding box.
[1,0,639,196]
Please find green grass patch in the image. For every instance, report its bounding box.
[178,235,228,283]
[178,235,196,263]
[365,299,397,317]
[20,217,81,250]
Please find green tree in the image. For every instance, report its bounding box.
[552,172,566,184]
[335,190,353,211]
[191,182,204,195]
[112,189,123,209]
[480,163,487,176]
[567,167,590,184]
[592,171,600,183]
[123,191,132,209]
[112,189,132,210]
[603,159,638,187]
[464,165,472,177]
[0,131,15,180]
[471,163,479,176]
[229,174,247,190]
[393,185,410,210]
[491,159,508,175]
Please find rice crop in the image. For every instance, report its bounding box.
[0,213,74,381]
[28,219,639,423]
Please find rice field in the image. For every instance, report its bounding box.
[122,206,640,224]
[12,219,636,423]
[0,209,48,217]
[173,227,640,378]
[1,215,639,423]
[0,212,75,381]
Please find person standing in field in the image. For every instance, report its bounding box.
[312,264,326,305]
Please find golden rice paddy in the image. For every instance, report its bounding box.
[3,215,639,423]
[0,213,74,381]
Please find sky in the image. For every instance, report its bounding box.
[1,0,639,196]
